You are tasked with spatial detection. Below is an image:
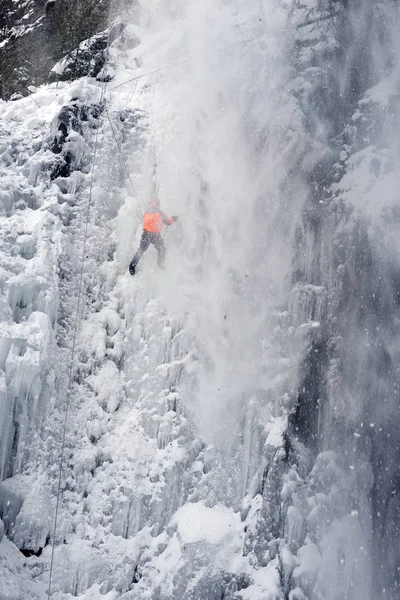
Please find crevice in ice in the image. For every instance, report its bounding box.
[16,235,37,260]
[19,540,47,557]
[8,281,53,324]
[289,339,329,451]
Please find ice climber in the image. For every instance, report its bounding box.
[129,197,178,275]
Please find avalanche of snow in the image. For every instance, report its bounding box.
[1,0,400,598]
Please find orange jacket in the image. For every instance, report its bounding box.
[143,210,174,233]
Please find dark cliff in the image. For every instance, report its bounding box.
[0,0,111,99]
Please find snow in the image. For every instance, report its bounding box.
[56,585,118,600]
[240,561,281,600]
[1,0,399,598]
[0,535,45,599]
[87,360,123,413]
[171,502,243,546]
[293,541,321,582]
[12,472,53,552]
[0,0,314,591]
[265,415,287,448]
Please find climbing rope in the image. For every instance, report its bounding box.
[108,63,186,93]
[104,102,145,217]
[108,31,265,96]
[46,81,106,600]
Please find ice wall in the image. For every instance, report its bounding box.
[105,1,400,597]
[1,1,400,599]
[0,80,110,596]
[0,1,319,596]
[0,89,64,487]
[290,1,400,598]
[42,0,330,597]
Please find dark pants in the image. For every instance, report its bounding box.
[130,230,166,269]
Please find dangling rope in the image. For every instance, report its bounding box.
[104,102,145,217]
[46,81,106,600]
[108,63,186,93]
[108,32,266,96]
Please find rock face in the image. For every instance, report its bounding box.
[290,2,400,595]
[0,0,111,99]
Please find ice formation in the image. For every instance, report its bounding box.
[0,0,400,599]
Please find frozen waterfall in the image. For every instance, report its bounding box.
[1,0,400,599]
